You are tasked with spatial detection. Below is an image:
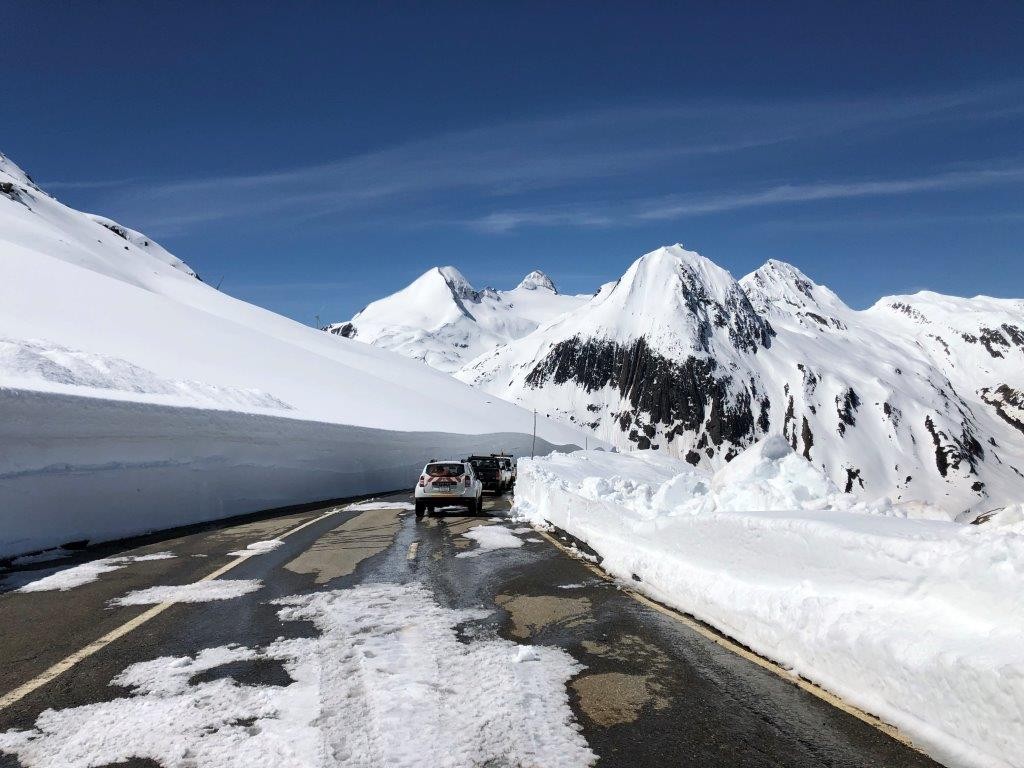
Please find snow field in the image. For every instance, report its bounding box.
[0,582,595,768]
[513,445,1024,768]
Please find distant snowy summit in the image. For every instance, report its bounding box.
[385,242,1021,517]
[324,266,588,372]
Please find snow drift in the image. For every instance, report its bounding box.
[514,445,1024,768]
[0,151,588,557]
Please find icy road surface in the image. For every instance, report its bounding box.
[0,492,941,768]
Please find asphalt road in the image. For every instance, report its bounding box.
[0,491,942,768]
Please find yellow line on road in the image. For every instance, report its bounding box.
[0,505,344,713]
[533,527,922,754]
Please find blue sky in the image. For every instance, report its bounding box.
[5,1,1023,323]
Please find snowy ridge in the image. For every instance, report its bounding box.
[457,244,1024,516]
[325,265,588,372]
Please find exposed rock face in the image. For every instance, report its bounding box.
[981,384,1024,436]
[525,336,760,455]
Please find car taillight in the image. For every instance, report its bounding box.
[418,475,426,487]
[464,475,470,487]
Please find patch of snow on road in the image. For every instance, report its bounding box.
[274,582,593,767]
[15,552,176,592]
[228,539,284,557]
[109,578,261,606]
[344,500,416,511]
[455,525,525,558]
[0,582,593,768]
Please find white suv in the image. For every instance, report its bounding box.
[414,460,483,516]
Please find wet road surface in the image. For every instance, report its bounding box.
[0,491,943,767]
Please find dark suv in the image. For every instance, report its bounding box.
[467,455,503,493]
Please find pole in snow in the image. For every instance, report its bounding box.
[531,409,537,458]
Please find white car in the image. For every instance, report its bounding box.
[414,460,483,516]
[493,454,516,489]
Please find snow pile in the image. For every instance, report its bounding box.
[109,579,263,606]
[565,437,948,521]
[456,524,524,557]
[514,446,1024,768]
[228,540,285,557]
[15,552,175,592]
[1,582,594,767]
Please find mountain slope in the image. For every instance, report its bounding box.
[325,266,588,372]
[0,151,591,440]
[457,245,1024,515]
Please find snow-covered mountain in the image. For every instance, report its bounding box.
[457,244,1024,516]
[324,266,588,372]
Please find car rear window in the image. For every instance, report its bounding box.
[470,457,498,468]
[425,463,464,477]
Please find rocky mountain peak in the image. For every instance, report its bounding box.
[741,259,848,330]
[517,270,557,293]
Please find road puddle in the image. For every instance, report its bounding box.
[573,634,672,726]
[495,593,592,639]
[284,508,400,583]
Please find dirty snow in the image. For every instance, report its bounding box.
[15,552,176,592]
[109,579,262,606]
[455,525,525,558]
[0,582,593,767]
[514,444,1024,768]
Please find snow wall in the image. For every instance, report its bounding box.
[515,451,1024,768]
[0,388,578,558]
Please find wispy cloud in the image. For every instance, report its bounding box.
[45,80,1024,236]
[41,177,143,191]
[466,163,1024,231]
[635,165,1024,220]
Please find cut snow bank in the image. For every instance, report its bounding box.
[0,388,576,558]
[514,444,1024,768]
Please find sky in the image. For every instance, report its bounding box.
[4,1,1023,323]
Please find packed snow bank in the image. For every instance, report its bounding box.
[514,445,1024,768]
[0,388,576,558]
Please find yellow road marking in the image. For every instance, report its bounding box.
[407,542,419,561]
[534,527,922,753]
[0,505,345,713]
